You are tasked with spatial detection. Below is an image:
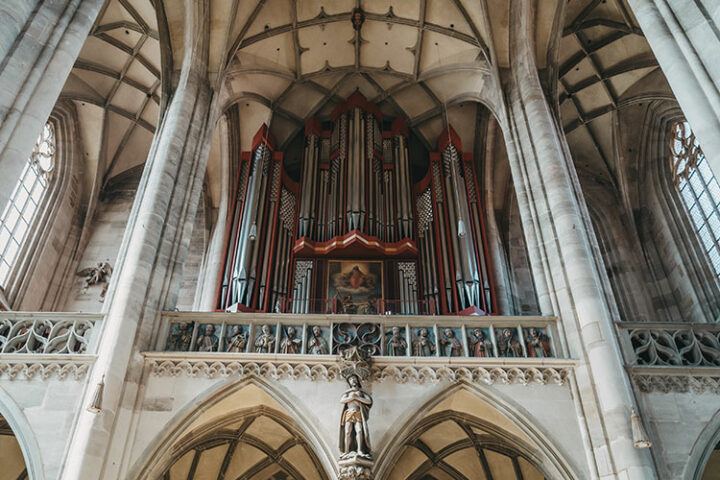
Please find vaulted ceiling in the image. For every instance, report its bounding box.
[215,0,500,153]
[58,0,679,205]
[557,0,672,187]
[61,0,161,183]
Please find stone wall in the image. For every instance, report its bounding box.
[63,168,139,312]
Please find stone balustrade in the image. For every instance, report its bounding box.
[618,322,720,367]
[0,312,102,354]
[159,312,563,360]
[617,322,720,394]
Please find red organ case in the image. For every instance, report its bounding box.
[217,92,495,315]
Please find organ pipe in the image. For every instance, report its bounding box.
[218,94,494,315]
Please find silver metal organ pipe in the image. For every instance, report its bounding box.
[245,149,272,306]
[395,135,412,239]
[432,166,453,310]
[233,145,266,304]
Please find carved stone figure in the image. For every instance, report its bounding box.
[196,324,219,352]
[77,261,113,301]
[308,326,329,355]
[386,326,407,356]
[469,328,493,357]
[412,327,435,356]
[254,324,276,353]
[497,328,523,357]
[280,326,301,354]
[440,328,463,357]
[525,328,552,358]
[169,322,193,352]
[226,325,247,352]
[339,374,373,458]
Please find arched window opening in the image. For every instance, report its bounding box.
[670,120,720,279]
[0,123,55,287]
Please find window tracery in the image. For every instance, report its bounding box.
[670,120,720,279]
[0,123,55,287]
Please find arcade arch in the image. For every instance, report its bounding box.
[375,385,580,480]
[132,380,335,480]
[160,407,329,480]
[0,413,28,480]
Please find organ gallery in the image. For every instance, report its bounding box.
[218,92,494,315]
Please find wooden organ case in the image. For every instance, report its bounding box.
[218,92,495,315]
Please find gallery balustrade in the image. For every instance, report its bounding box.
[0,312,102,354]
[159,312,562,359]
[617,322,720,367]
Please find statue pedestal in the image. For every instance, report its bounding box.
[338,454,373,480]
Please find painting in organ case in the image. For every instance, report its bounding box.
[328,261,383,314]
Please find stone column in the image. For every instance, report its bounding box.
[196,113,232,311]
[0,0,105,213]
[482,117,513,315]
[60,3,218,478]
[627,0,720,175]
[502,1,657,478]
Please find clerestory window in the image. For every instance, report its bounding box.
[0,123,55,287]
[670,120,720,279]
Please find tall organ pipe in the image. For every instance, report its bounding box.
[232,143,269,305]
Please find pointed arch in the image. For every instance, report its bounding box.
[685,409,720,480]
[374,381,579,480]
[129,376,335,480]
[0,385,44,480]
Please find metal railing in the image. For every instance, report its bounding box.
[617,322,720,367]
[160,312,562,359]
[0,312,103,354]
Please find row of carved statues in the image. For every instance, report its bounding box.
[166,322,553,358]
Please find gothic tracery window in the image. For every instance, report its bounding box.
[0,123,55,287]
[670,120,720,278]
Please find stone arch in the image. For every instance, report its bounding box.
[684,409,720,480]
[130,376,335,480]
[374,382,579,480]
[0,386,44,480]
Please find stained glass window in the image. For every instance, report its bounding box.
[0,123,55,287]
[670,120,720,278]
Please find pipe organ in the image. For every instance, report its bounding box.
[414,127,494,314]
[218,93,495,315]
[218,126,297,312]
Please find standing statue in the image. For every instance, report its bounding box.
[412,327,436,356]
[77,261,113,302]
[280,326,301,354]
[308,326,329,355]
[386,326,407,356]
[339,374,373,459]
[254,324,276,353]
[440,328,463,357]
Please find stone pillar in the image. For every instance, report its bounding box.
[0,0,105,213]
[60,4,218,478]
[196,113,232,311]
[502,1,657,478]
[627,0,720,175]
[482,117,513,315]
